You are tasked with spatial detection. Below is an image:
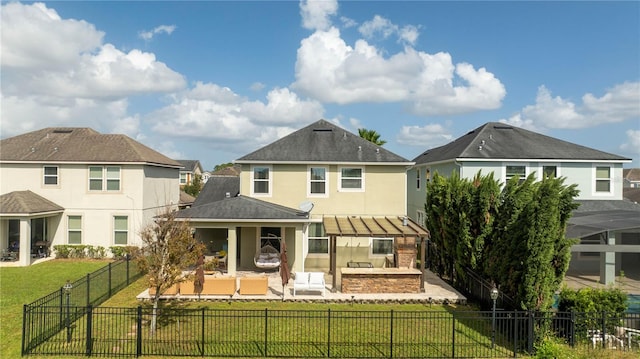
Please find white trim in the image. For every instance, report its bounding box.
[250,165,272,197]
[503,162,528,183]
[338,166,365,192]
[0,160,182,168]
[88,166,121,192]
[307,166,329,198]
[113,215,129,246]
[457,158,630,164]
[235,160,414,166]
[592,164,613,196]
[43,165,59,186]
[67,214,83,244]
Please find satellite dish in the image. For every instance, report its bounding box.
[298,201,314,213]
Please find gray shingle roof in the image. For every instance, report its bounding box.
[176,195,306,221]
[177,160,202,172]
[236,119,411,164]
[414,122,631,164]
[0,127,181,167]
[0,191,64,215]
[193,176,240,206]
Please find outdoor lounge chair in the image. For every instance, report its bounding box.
[292,272,325,296]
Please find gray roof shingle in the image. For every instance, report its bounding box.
[0,191,64,215]
[176,195,306,220]
[193,176,240,206]
[414,122,631,164]
[236,119,411,164]
[0,127,181,167]
[177,160,202,172]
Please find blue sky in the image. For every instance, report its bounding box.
[2,1,639,170]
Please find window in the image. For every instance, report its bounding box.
[309,167,327,196]
[68,216,82,244]
[542,165,557,179]
[416,210,426,227]
[252,166,271,195]
[416,169,421,190]
[114,216,128,245]
[506,165,526,183]
[43,166,58,185]
[339,167,364,191]
[595,166,611,193]
[308,223,328,255]
[89,166,121,191]
[180,172,187,184]
[371,237,393,256]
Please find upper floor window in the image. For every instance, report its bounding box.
[416,169,421,190]
[68,215,82,244]
[252,166,271,196]
[542,165,557,179]
[180,172,187,184]
[43,166,58,185]
[309,167,327,196]
[114,216,128,245]
[416,210,426,227]
[506,165,526,184]
[595,166,611,193]
[371,237,394,256]
[339,167,364,191]
[89,166,120,191]
[308,223,328,255]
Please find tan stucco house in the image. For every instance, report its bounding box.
[0,127,182,266]
[176,120,428,291]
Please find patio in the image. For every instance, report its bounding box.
[136,268,467,304]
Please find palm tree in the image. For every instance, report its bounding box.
[358,128,387,146]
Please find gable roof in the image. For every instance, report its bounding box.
[176,195,307,222]
[177,160,203,172]
[236,119,411,164]
[623,168,640,182]
[0,127,181,168]
[193,176,240,206]
[211,165,241,176]
[0,190,64,216]
[413,122,631,165]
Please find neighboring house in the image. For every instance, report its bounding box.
[177,120,428,290]
[407,122,640,285]
[623,168,640,188]
[177,160,203,186]
[0,127,182,266]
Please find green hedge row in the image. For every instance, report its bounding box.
[52,245,138,259]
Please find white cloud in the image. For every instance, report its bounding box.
[292,28,505,115]
[250,82,266,91]
[500,82,640,130]
[300,0,338,31]
[620,129,640,156]
[340,16,357,29]
[139,25,176,41]
[358,15,419,46]
[149,82,324,148]
[397,123,453,147]
[0,2,186,138]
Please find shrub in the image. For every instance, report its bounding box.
[53,245,71,258]
[534,336,576,359]
[86,246,106,259]
[109,245,138,259]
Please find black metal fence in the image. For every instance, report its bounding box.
[23,306,640,358]
[21,257,143,355]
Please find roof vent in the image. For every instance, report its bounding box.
[313,128,333,132]
[225,192,231,198]
[478,145,483,151]
[481,140,485,145]
[54,147,58,152]
[376,148,380,154]
[31,147,35,152]
[358,146,362,151]
[53,129,73,134]
[494,125,513,130]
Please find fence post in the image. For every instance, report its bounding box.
[327,309,331,358]
[60,287,64,330]
[527,311,534,354]
[390,310,394,359]
[569,311,575,348]
[513,311,518,357]
[21,304,28,356]
[108,262,112,298]
[126,255,130,286]
[451,311,456,358]
[264,308,268,357]
[600,311,606,349]
[85,305,93,356]
[136,306,142,357]
[201,307,205,357]
[86,273,91,307]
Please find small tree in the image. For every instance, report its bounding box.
[183,173,203,197]
[136,210,204,334]
[358,128,387,146]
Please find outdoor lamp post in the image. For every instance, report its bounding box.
[490,286,499,349]
[63,281,73,343]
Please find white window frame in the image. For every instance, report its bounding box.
[416,169,421,190]
[338,166,365,192]
[593,164,613,195]
[504,163,527,183]
[67,215,82,244]
[416,210,426,227]
[89,166,121,191]
[180,172,187,185]
[370,237,394,257]
[43,165,59,186]
[307,223,329,256]
[251,165,272,196]
[540,163,560,180]
[307,166,328,197]
[113,215,128,246]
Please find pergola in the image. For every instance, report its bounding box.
[322,215,430,292]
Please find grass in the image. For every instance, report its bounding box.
[3,260,639,359]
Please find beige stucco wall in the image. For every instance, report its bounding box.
[239,163,407,216]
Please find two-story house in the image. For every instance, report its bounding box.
[0,127,182,266]
[406,122,640,285]
[176,120,428,290]
[177,160,203,187]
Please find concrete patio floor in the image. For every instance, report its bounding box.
[136,269,467,304]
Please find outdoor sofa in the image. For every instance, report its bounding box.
[239,276,269,295]
[180,275,237,296]
[293,272,325,296]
